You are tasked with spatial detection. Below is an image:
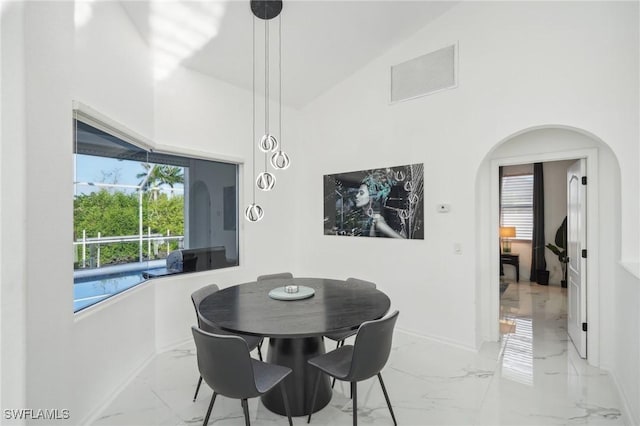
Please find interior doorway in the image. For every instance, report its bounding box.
[482,126,608,366]
[497,158,585,357]
[498,160,576,286]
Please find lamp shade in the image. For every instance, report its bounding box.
[500,226,516,238]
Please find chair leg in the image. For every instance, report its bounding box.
[378,373,397,426]
[193,376,203,402]
[241,398,251,426]
[331,340,343,390]
[351,382,357,426]
[257,341,263,362]
[202,392,217,426]
[307,370,322,423]
[280,382,293,426]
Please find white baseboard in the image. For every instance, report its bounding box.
[395,326,478,353]
[78,350,156,426]
[156,336,192,354]
[609,368,639,426]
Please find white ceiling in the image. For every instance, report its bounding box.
[120,1,458,108]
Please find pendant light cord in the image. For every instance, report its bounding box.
[252,15,256,202]
[264,16,269,171]
[279,14,282,151]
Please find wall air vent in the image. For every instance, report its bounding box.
[391,43,457,103]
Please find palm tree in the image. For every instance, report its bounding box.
[137,164,184,198]
[137,164,185,255]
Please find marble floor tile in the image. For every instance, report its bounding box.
[92,281,626,426]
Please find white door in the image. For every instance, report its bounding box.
[567,159,587,358]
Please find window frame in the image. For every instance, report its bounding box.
[500,172,534,241]
[72,102,243,313]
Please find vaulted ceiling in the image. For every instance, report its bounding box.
[120,1,458,108]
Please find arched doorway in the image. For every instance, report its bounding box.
[475,126,621,367]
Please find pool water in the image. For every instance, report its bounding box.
[73,267,166,312]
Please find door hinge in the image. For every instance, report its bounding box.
[581,249,587,258]
[582,322,588,332]
[581,176,587,185]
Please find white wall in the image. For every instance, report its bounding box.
[614,267,640,426]
[74,2,154,138]
[1,1,28,416]
[21,1,75,418]
[295,1,638,352]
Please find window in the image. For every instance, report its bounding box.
[73,117,239,312]
[500,174,533,240]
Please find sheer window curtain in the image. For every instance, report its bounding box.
[529,163,546,282]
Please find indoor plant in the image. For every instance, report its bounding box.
[546,216,568,287]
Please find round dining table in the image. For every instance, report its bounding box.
[198,277,391,417]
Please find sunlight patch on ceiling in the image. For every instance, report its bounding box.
[150,1,227,81]
[75,0,96,28]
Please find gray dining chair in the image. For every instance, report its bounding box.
[191,284,263,402]
[257,272,293,281]
[307,310,399,426]
[191,327,293,426]
[324,278,377,347]
[324,278,378,388]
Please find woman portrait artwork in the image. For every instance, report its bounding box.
[323,164,424,239]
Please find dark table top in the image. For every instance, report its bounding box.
[198,277,391,338]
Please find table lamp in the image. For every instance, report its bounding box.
[500,226,516,253]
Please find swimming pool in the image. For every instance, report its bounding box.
[73,262,167,312]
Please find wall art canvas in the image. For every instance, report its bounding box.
[323,163,424,239]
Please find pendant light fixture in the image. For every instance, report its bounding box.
[245,0,290,222]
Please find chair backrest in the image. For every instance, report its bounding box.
[166,249,183,272]
[257,272,293,281]
[348,310,399,382]
[191,284,220,329]
[345,277,376,289]
[191,327,260,399]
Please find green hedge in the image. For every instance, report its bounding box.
[74,190,184,267]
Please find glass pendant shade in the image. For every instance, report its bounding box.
[270,150,291,170]
[245,203,264,222]
[259,134,279,152]
[256,171,276,191]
